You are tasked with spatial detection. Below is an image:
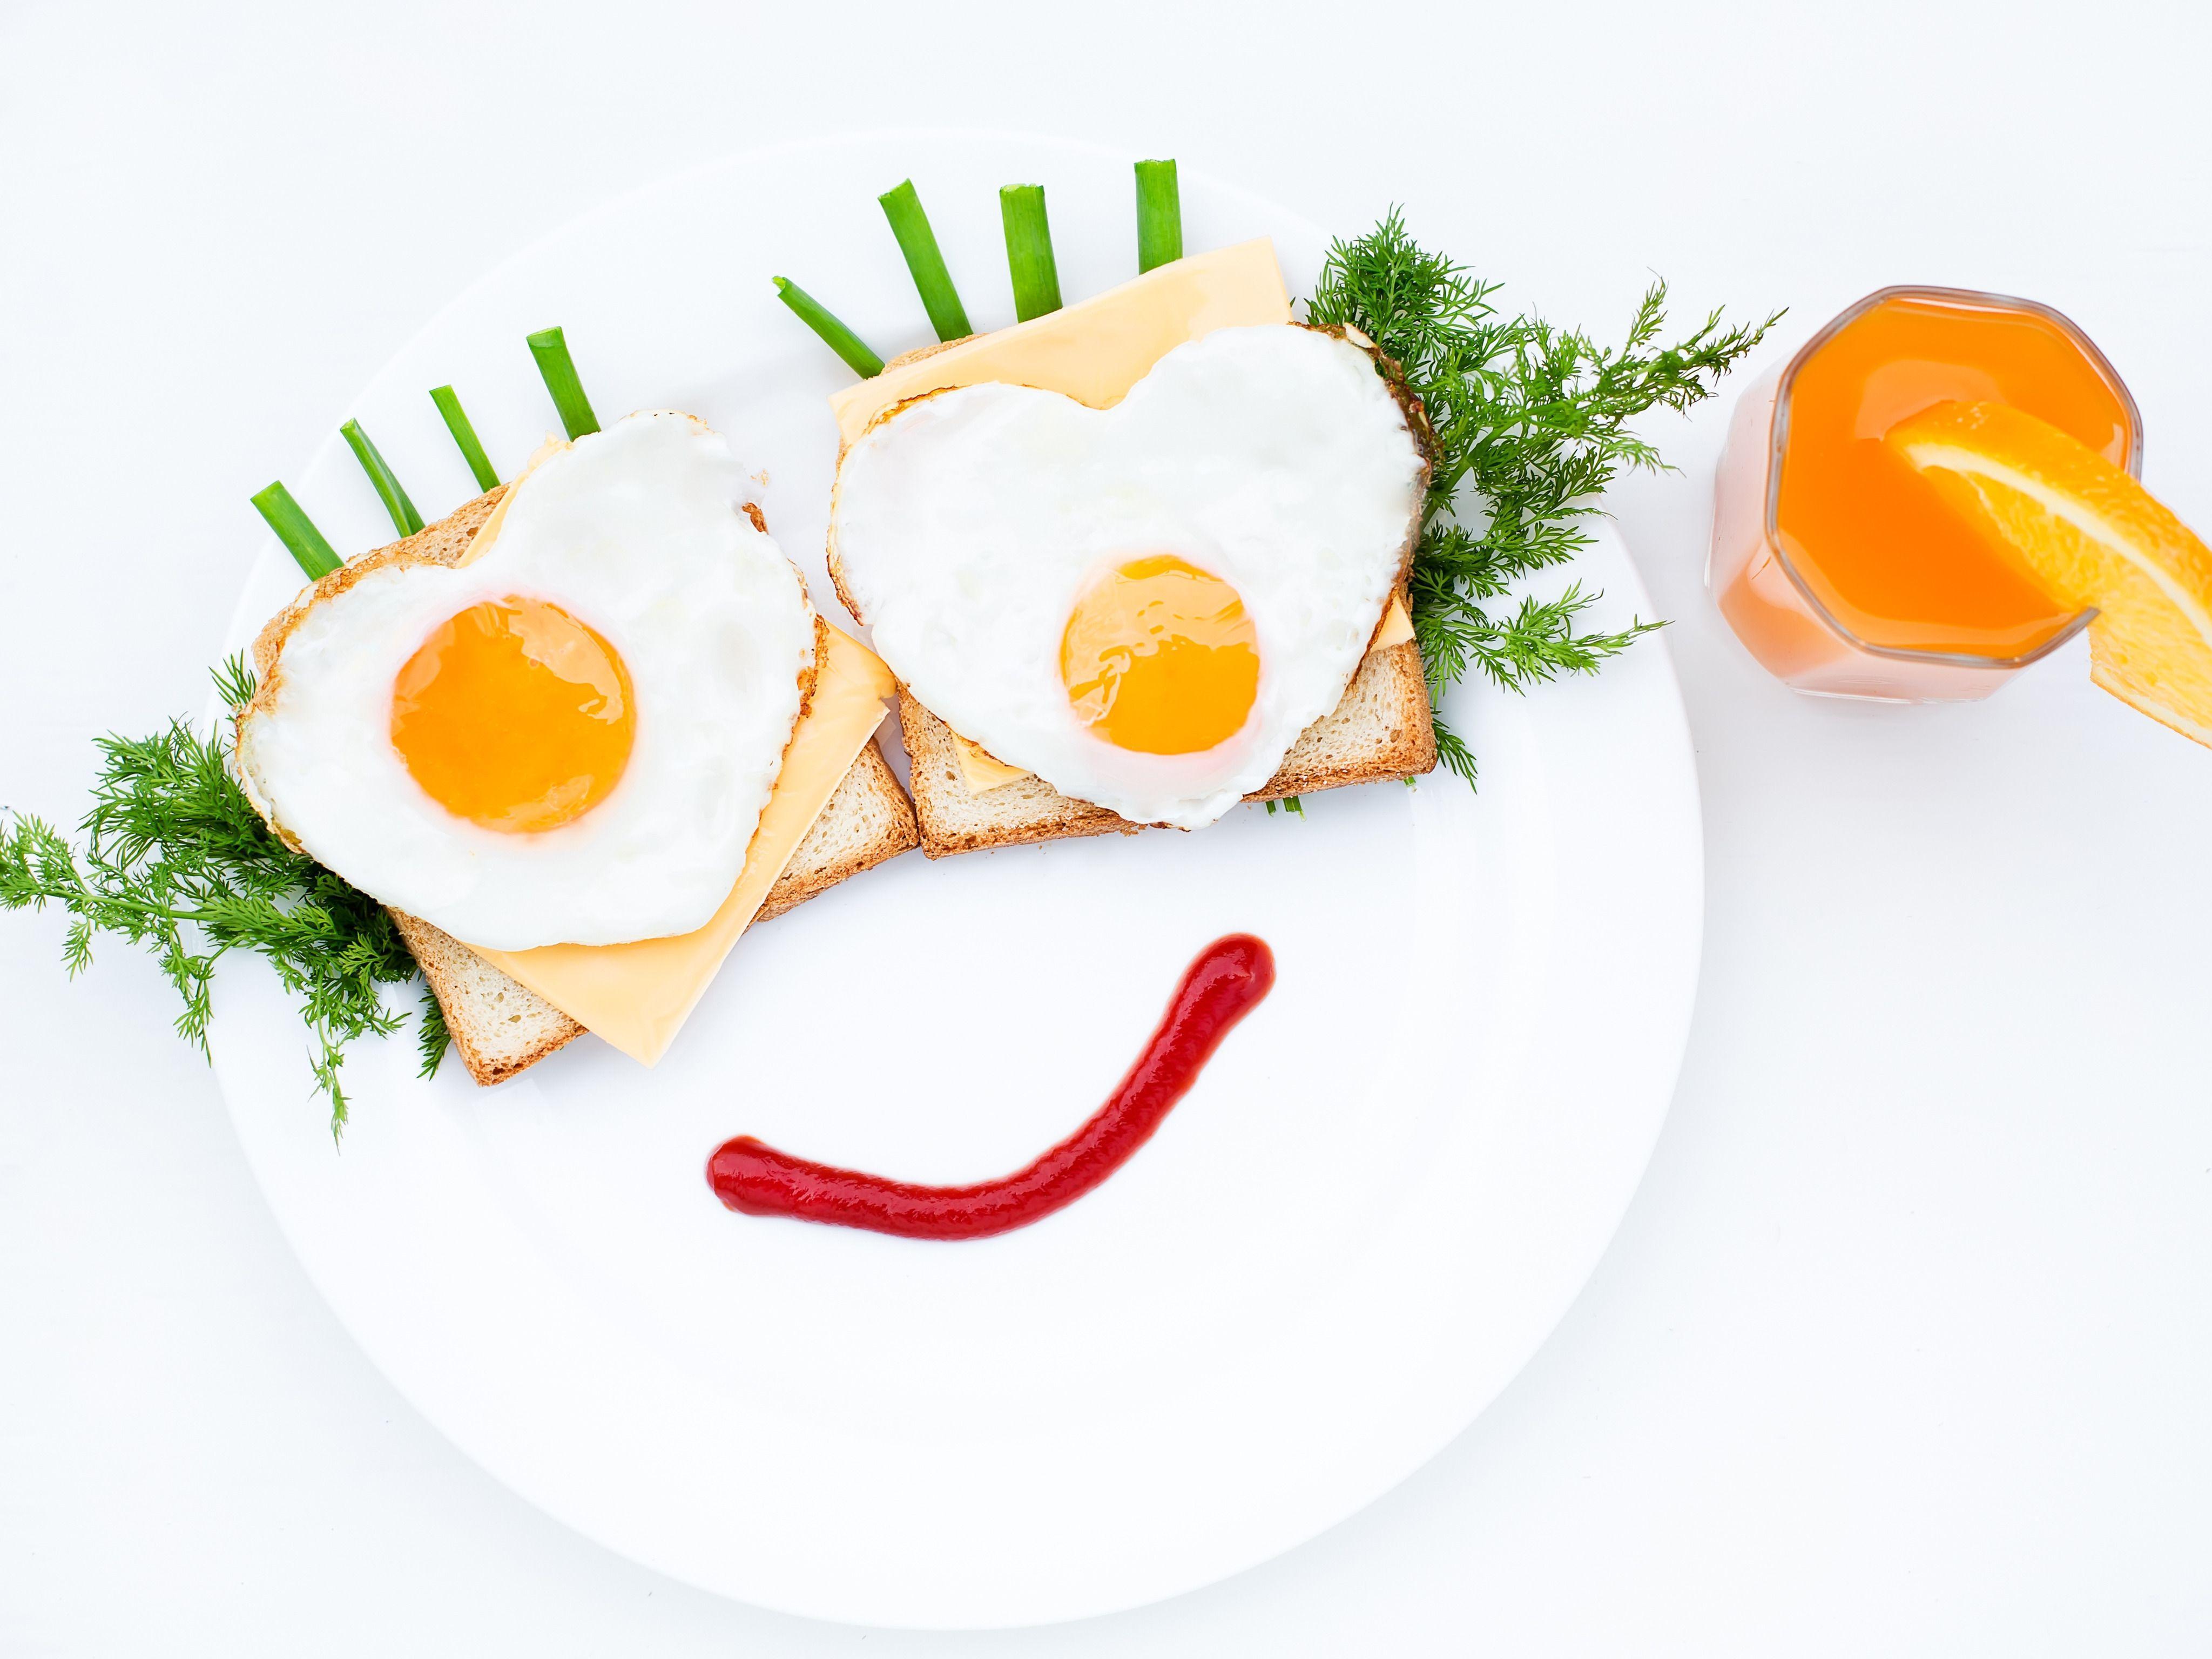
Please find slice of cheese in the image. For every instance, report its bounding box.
[470,625,895,1064]
[1372,594,1417,652]
[831,238,1292,447]
[948,732,1033,795]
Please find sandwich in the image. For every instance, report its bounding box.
[234,411,916,1086]
[820,238,1437,858]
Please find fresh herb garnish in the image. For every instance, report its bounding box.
[999,184,1062,322]
[773,276,886,379]
[341,417,426,538]
[1307,210,1778,780]
[880,179,973,344]
[0,658,443,1136]
[1135,159,1182,273]
[249,481,342,581]
[527,325,603,440]
[430,385,502,493]
[415,982,450,1081]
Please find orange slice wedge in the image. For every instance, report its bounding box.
[1885,400,2212,746]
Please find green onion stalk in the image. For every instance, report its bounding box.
[429,385,501,491]
[339,419,424,537]
[249,483,341,579]
[773,278,886,378]
[999,184,1062,322]
[526,326,602,439]
[1135,159,1182,273]
[879,178,972,343]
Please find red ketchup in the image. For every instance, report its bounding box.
[706,933,1276,1241]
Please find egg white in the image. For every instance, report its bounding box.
[829,325,1425,830]
[237,411,816,950]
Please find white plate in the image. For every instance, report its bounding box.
[209,132,1702,1629]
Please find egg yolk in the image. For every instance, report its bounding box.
[1061,556,1259,755]
[390,596,635,834]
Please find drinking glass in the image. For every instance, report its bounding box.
[1708,285,2142,701]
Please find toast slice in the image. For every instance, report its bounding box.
[254,486,919,1085]
[898,636,1436,858]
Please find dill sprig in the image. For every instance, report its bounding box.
[1307,210,1778,780]
[415,982,450,1081]
[0,658,446,1135]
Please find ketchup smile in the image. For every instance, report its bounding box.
[706,933,1276,1240]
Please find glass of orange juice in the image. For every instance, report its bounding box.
[1709,286,2142,699]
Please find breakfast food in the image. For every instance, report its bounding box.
[832,324,1426,831]
[238,410,918,1084]
[246,455,920,1084]
[6,159,1765,1135]
[819,240,1438,855]
[238,412,817,951]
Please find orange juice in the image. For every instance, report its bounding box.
[1709,287,2141,699]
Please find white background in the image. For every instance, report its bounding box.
[4,0,2209,1651]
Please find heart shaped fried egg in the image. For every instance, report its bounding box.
[827,325,1426,829]
[236,411,816,950]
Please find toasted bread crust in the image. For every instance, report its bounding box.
[880,336,977,372]
[1246,638,1437,797]
[898,690,1138,858]
[390,907,586,1086]
[754,735,919,921]
[898,640,1436,858]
